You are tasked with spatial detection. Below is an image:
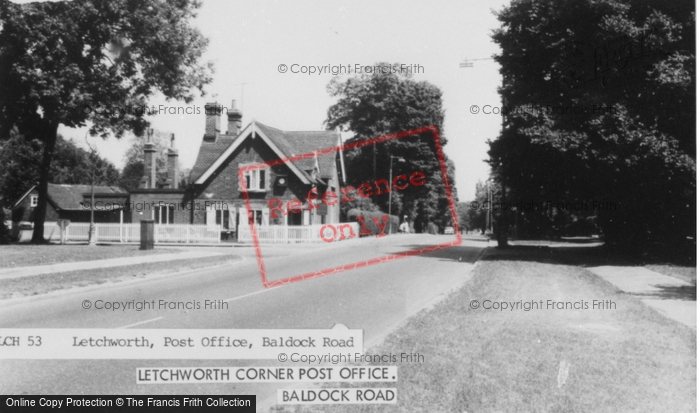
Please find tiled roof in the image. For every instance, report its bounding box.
[48,184,127,211]
[192,121,340,183]
[253,123,339,181]
[190,135,237,182]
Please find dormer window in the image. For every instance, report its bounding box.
[241,167,269,192]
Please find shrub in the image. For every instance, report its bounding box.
[0,220,12,244]
[346,208,400,237]
[426,222,438,234]
[339,189,379,221]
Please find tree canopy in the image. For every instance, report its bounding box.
[0,129,119,207]
[490,0,695,255]
[325,64,458,232]
[117,130,190,191]
[0,0,213,242]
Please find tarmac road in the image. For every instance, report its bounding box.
[0,234,485,411]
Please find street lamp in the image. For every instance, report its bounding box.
[388,155,405,234]
[487,178,494,234]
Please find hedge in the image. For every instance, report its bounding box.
[346,208,400,237]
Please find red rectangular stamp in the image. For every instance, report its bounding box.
[239,125,461,288]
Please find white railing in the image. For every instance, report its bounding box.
[238,223,360,244]
[43,221,61,241]
[66,223,91,242]
[155,224,221,244]
[40,222,221,244]
[95,223,140,242]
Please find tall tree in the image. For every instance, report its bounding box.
[0,129,119,206]
[0,0,213,242]
[118,130,192,191]
[465,180,489,233]
[326,63,458,232]
[490,0,695,254]
[118,130,169,191]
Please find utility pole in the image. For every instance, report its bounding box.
[489,180,494,233]
[486,179,493,234]
[498,160,507,247]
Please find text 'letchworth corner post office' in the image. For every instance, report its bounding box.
[183,101,346,241]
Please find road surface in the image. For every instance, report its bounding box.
[0,234,485,410]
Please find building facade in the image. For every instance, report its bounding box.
[129,100,345,239]
[11,184,127,226]
[11,100,345,241]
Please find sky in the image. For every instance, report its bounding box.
[58,0,511,202]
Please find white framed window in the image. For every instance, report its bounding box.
[238,207,269,227]
[154,205,174,224]
[215,209,235,230]
[248,210,263,226]
[241,167,269,191]
[205,204,235,230]
[30,195,38,207]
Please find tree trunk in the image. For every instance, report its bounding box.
[497,226,509,248]
[30,122,59,244]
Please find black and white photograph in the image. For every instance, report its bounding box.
[0,0,696,411]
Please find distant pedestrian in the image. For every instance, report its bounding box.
[399,215,409,234]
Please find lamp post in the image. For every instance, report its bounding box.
[88,162,96,246]
[489,180,493,233]
[487,178,494,234]
[388,155,405,234]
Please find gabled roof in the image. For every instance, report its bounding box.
[12,184,128,211]
[47,184,127,210]
[193,121,343,186]
[190,135,237,182]
[12,186,37,208]
[256,124,339,179]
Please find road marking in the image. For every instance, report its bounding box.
[223,286,279,303]
[117,317,164,329]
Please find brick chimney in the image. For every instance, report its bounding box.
[167,133,179,189]
[140,129,157,189]
[227,99,242,136]
[203,101,221,142]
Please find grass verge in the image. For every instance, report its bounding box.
[273,246,696,412]
[645,264,696,285]
[0,244,173,268]
[0,254,237,299]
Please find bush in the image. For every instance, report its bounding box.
[426,222,438,234]
[347,208,400,237]
[339,189,379,221]
[0,221,12,244]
